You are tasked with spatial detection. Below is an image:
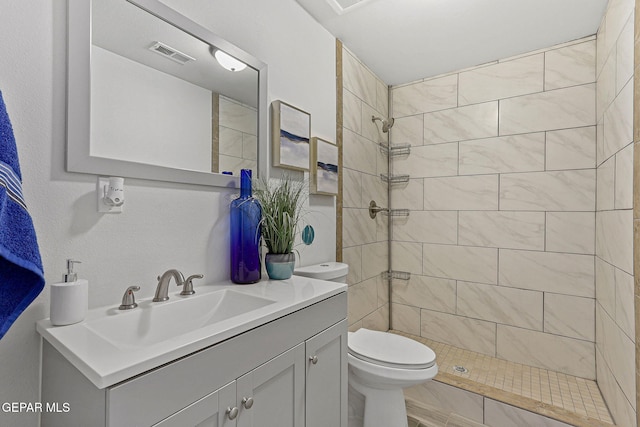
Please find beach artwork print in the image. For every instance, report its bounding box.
[272,101,310,171]
[311,137,338,195]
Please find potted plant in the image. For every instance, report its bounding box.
[253,175,306,280]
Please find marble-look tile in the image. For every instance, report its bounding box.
[361,241,388,281]
[544,294,595,341]
[602,0,635,58]
[596,16,607,78]
[376,275,389,307]
[343,207,376,247]
[599,306,636,403]
[499,249,594,297]
[393,211,457,244]
[614,266,634,340]
[457,281,543,330]
[545,212,595,255]
[219,97,257,135]
[395,142,458,178]
[391,241,423,275]
[348,277,378,324]
[459,133,545,175]
[342,245,362,285]
[218,155,255,173]
[484,399,573,427]
[596,349,637,427]
[342,168,362,208]
[343,129,378,175]
[343,89,362,134]
[596,118,605,167]
[496,325,595,379]
[596,209,633,273]
[391,115,423,146]
[545,41,596,90]
[458,54,543,106]
[596,156,615,211]
[391,178,423,211]
[375,212,388,243]
[596,52,616,121]
[420,309,497,357]
[616,15,634,94]
[499,84,596,135]
[499,170,595,211]
[423,175,498,211]
[361,102,386,143]
[458,211,545,251]
[392,74,458,117]
[242,134,257,160]
[424,102,498,145]
[392,275,456,314]
[375,78,388,117]
[545,126,596,171]
[423,244,498,285]
[595,258,616,317]
[603,79,633,161]
[219,126,243,157]
[392,303,421,335]
[361,173,387,210]
[342,50,377,108]
[363,305,389,332]
[614,142,633,209]
[404,381,484,423]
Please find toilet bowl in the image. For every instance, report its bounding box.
[294,263,438,427]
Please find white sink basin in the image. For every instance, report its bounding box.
[84,289,275,348]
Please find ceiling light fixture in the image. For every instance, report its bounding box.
[214,50,247,72]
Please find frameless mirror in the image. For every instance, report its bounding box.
[67,0,268,187]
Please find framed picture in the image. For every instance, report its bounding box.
[310,137,339,196]
[271,100,311,171]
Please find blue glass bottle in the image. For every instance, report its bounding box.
[230,169,262,284]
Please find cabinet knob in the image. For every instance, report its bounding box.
[309,355,318,364]
[242,396,254,409]
[226,406,239,420]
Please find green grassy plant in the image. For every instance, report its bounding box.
[253,175,306,254]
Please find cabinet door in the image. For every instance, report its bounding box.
[153,381,237,427]
[305,320,348,427]
[236,343,306,427]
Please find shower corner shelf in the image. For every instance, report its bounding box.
[378,143,411,157]
[380,174,410,184]
[382,271,411,281]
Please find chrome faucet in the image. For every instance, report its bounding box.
[153,269,185,302]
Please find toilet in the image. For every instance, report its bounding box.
[294,262,438,427]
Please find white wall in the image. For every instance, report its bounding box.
[91,46,213,172]
[0,1,335,425]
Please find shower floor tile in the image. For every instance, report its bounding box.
[392,331,615,427]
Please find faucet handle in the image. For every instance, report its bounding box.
[180,274,203,296]
[119,286,140,310]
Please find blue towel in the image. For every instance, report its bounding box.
[0,91,44,339]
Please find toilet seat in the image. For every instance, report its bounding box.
[348,329,436,370]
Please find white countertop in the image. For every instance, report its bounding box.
[37,276,346,389]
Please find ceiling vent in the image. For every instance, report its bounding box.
[148,42,196,65]
[325,0,374,14]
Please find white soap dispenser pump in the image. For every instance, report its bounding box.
[50,259,88,326]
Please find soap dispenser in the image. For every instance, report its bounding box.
[50,259,88,326]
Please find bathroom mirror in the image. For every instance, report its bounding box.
[67,0,268,187]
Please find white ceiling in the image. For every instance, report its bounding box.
[295,0,609,86]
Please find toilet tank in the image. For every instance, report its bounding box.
[293,262,349,283]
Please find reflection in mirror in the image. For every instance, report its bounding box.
[67,0,267,187]
[91,0,258,175]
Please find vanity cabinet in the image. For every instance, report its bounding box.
[41,293,347,427]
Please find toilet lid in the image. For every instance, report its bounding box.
[348,329,436,369]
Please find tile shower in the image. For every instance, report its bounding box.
[340,0,636,425]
